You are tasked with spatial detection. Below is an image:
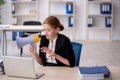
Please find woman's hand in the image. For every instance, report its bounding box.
[29,44,43,65]
[29,43,37,55]
[40,47,55,57]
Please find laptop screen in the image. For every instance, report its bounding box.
[2,56,43,79]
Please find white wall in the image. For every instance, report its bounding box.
[112,0,120,40]
[0,0,120,41]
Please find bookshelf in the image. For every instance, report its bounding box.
[11,0,39,25]
[86,0,113,41]
[48,0,75,40]
[11,0,39,40]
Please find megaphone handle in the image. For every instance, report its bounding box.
[31,43,35,51]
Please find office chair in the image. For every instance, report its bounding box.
[71,42,82,66]
[20,21,41,56]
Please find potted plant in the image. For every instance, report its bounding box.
[0,0,5,5]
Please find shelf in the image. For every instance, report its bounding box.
[86,0,113,41]
[87,27,111,30]
[49,0,74,3]
[49,14,73,16]
[12,14,37,16]
[11,0,39,25]
[88,14,112,17]
[12,1,37,3]
[88,0,112,3]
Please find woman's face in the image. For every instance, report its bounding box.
[43,24,59,40]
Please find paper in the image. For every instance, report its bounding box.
[0,25,10,28]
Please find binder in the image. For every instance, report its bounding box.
[88,17,93,27]
[100,3,107,14]
[12,32,17,41]
[12,3,15,14]
[100,3,104,14]
[12,17,17,25]
[78,66,112,80]
[0,60,4,74]
[108,4,112,14]
[106,4,112,14]
[105,17,111,28]
[68,16,73,27]
[66,3,73,14]
[12,32,24,41]
[100,3,112,14]
[79,66,111,74]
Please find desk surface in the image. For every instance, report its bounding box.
[0,66,120,80]
[0,25,44,31]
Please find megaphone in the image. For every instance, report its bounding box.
[16,34,40,49]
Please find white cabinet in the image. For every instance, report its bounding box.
[11,0,39,25]
[86,0,113,41]
[48,0,75,28]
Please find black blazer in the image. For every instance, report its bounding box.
[39,34,75,67]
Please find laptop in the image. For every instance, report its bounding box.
[2,56,44,79]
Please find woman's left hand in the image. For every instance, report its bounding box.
[40,47,55,57]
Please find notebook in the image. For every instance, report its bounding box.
[2,56,44,79]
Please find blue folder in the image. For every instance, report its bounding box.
[66,3,73,14]
[12,32,24,41]
[105,17,111,28]
[68,16,73,27]
[79,66,111,74]
[100,3,112,14]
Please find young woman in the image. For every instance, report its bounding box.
[29,16,75,67]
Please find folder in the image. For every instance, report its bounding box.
[12,3,15,14]
[105,17,111,28]
[0,60,4,74]
[88,17,93,27]
[12,32,24,41]
[100,3,112,14]
[100,4,105,14]
[68,16,73,27]
[108,4,112,14]
[78,66,112,80]
[66,3,73,14]
[12,17,17,25]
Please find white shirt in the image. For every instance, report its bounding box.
[46,37,57,64]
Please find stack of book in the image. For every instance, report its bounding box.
[0,59,4,74]
[78,66,112,80]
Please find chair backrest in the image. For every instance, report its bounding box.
[23,21,41,34]
[71,42,82,66]
[23,21,41,25]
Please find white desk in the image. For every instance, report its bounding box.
[0,66,120,80]
[0,25,44,56]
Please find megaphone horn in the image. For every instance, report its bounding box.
[16,34,40,49]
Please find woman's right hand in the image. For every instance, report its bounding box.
[29,43,37,55]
